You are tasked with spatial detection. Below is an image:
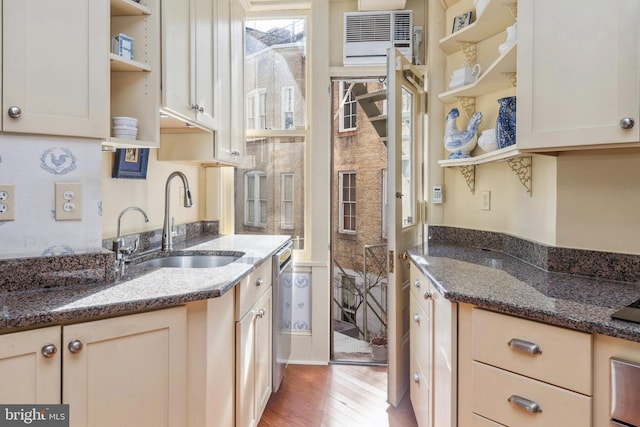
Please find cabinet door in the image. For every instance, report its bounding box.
[517,0,640,150]
[193,0,216,129]
[3,0,109,139]
[0,326,61,404]
[62,306,187,427]
[254,288,272,420]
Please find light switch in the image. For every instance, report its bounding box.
[480,191,491,211]
[55,183,82,220]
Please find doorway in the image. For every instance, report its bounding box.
[330,77,389,364]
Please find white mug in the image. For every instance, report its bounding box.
[449,63,482,88]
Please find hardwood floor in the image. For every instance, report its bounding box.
[259,364,419,427]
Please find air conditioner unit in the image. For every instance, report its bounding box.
[343,10,412,66]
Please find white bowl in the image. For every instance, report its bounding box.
[478,128,498,152]
[112,128,138,139]
[112,124,138,130]
[112,116,138,127]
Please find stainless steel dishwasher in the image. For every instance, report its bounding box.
[611,358,640,426]
[272,241,293,392]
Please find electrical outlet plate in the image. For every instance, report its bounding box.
[0,184,16,221]
[55,183,83,221]
[481,191,491,211]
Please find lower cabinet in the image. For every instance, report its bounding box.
[0,306,187,427]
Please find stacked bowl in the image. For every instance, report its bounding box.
[112,116,138,140]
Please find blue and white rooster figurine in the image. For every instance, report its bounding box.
[444,108,483,159]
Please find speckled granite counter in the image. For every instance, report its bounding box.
[0,234,290,333]
[408,243,640,343]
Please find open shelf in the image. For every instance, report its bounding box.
[439,0,516,54]
[110,0,151,16]
[109,53,151,72]
[438,43,516,103]
[438,144,522,167]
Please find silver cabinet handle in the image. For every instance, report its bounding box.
[508,338,542,355]
[68,340,84,354]
[508,395,542,413]
[620,117,635,129]
[256,308,266,319]
[41,344,58,358]
[423,291,432,300]
[256,278,264,287]
[7,106,21,118]
[413,372,420,383]
[231,150,241,156]
[413,279,421,288]
[413,314,420,323]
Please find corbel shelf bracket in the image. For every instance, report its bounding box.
[459,164,476,194]
[506,156,532,195]
[458,42,477,66]
[456,96,476,120]
[502,72,517,88]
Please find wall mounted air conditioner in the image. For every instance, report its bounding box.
[343,10,412,66]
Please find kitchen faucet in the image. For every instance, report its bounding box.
[162,171,193,251]
[113,206,149,266]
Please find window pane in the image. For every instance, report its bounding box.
[401,87,415,227]
[246,19,307,131]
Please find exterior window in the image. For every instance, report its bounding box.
[340,274,358,323]
[281,173,294,229]
[244,171,267,226]
[282,86,294,130]
[339,82,357,132]
[247,89,267,129]
[339,171,356,233]
[382,168,387,239]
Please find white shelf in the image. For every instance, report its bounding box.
[109,54,151,72]
[111,0,151,16]
[438,43,516,103]
[440,0,516,54]
[438,144,522,167]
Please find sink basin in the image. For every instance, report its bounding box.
[135,254,241,269]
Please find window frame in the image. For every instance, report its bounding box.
[281,86,295,130]
[338,81,357,132]
[281,172,295,229]
[338,170,357,234]
[244,170,268,227]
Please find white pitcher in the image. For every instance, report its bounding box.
[449,63,482,88]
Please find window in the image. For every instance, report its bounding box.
[282,86,294,130]
[339,171,356,233]
[244,171,267,226]
[247,89,267,130]
[281,173,294,229]
[340,274,358,323]
[339,81,357,132]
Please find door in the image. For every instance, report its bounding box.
[386,49,425,406]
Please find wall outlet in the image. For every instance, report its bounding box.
[55,183,83,221]
[481,191,491,211]
[0,185,16,221]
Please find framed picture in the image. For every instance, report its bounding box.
[452,11,473,33]
[112,148,150,179]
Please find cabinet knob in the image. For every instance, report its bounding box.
[68,340,84,354]
[413,314,420,323]
[41,344,58,358]
[7,106,21,118]
[256,278,264,287]
[256,308,266,319]
[198,105,204,113]
[423,291,432,300]
[413,279,421,288]
[413,372,420,383]
[620,117,635,129]
[231,150,241,156]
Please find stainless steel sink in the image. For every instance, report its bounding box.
[135,254,241,269]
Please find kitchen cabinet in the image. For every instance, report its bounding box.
[161,0,216,129]
[109,0,161,148]
[517,0,640,151]
[2,0,109,139]
[409,263,457,427]
[461,307,592,426]
[0,326,61,404]
[236,260,273,427]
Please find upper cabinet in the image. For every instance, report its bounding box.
[2,0,109,139]
[517,0,640,150]
[161,0,217,129]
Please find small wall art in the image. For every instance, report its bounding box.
[112,148,149,179]
[452,11,473,33]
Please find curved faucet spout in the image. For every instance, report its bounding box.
[163,171,193,251]
[113,206,150,260]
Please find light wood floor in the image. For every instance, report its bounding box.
[259,364,419,427]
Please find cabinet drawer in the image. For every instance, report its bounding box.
[410,270,433,313]
[472,414,505,427]
[410,350,430,427]
[236,260,272,320]
[472,308,592,395]
[410,290,431,367]
[473,362,591,427]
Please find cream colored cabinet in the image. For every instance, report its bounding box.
[63,306,187,427]
[466,308,592,426]
[0,326,61,404]
[2,0,109,139]
[161,0,216,129]
[409,263,457,427]
[517,0,640,151]
[236,260,273,427]
[109,0,161,148]
[186,291,236,427]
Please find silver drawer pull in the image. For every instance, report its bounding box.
[413,314,420,323]
[508,338,542,355]
[413,372,420,383]
[256,308,266,319]
[423,291,432,300]
[256,278,264,287]
[413,279,421,288]
[508,395,542,413]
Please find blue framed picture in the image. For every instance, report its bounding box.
[112,148,149,179]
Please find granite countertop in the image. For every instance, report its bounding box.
[408,243,640,343]
[0,234,291,333]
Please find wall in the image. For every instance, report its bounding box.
[0,135,103,258]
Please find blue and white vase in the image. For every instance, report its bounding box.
[496,96,516,149]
